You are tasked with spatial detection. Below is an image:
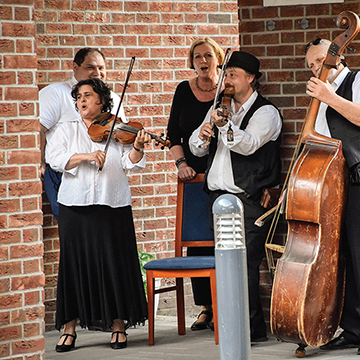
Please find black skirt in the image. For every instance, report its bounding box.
[55,204,148,331]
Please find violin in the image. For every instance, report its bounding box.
[217,86,235,122]
[93,56,170,171]
[201,48,231,147]
[88,112,170,149]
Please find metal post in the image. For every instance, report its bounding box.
[213,194,250,360]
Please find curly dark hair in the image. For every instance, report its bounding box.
[71,78,114,113]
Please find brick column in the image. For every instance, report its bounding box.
[0,1,45,359]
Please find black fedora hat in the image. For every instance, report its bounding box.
[226,51,262,79]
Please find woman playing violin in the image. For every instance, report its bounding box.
[47,78,150,352]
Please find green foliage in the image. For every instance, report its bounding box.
[137,248,154,297]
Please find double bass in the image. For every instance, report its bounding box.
[270,11,360,357]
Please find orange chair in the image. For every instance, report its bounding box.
[144,174,218,345]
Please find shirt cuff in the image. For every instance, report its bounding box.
[218,122,230,134]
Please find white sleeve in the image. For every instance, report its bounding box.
[46,125,77,176]
[218,105,282,156]
[352,72,360,105]
[121,144,147,171]
[39,85,62,130]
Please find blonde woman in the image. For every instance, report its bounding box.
[166,38,225,331]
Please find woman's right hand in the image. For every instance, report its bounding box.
[65,150,106,170]
[177,164,196,181]
[88,150,106,167]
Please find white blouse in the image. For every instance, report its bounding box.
[39,76,123,164]
[47,118,146,208]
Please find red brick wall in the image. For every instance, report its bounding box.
[238,0,360,320]
[2,0,360,353]
[0,0,45,359]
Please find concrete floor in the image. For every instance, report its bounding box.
[45,316,360,360]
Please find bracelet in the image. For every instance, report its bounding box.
[133,144,144,152]
[175,157,187,169]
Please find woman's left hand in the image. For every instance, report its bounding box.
[178,165,196,181]
[134,129,151,150]
[129,129,151,163]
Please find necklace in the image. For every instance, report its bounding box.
[195,77,218,92]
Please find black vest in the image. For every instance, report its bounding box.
[205,93,282,199]
[326,71,360,168]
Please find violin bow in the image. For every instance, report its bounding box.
[98,56,136,172]
[201,48,231,147]
[213,48,231,111]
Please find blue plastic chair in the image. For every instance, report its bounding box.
[144,174,218,345]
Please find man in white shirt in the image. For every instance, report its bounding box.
[189,51,282,342]
[40,48,123,219]
[305,39,360,353]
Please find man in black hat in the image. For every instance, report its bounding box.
[189,50,282,342]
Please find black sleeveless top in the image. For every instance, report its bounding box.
[326,70,360,169]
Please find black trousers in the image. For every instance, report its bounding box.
[207,190,269,339]
[340,182,360,341]
[188,246,214,306]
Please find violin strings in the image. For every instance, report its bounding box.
[264,103,309,278]
[116,123,157,140]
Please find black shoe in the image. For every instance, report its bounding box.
[55,332,77,352]
[251,336,268,343]
[208,321,214,331]
[191,310,213,331]
[110,331,127,349]
[320,335,359,350]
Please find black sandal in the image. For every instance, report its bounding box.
[110,331,127,349]
[55,332,77,352]
[191,310,213,331]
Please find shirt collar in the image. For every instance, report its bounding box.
[233,90,258,114]
[332,66,350,90]
[69,76,78,88]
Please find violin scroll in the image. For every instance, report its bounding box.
[156,133,171,149]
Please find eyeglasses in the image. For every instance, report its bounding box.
[304,38,321,54]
